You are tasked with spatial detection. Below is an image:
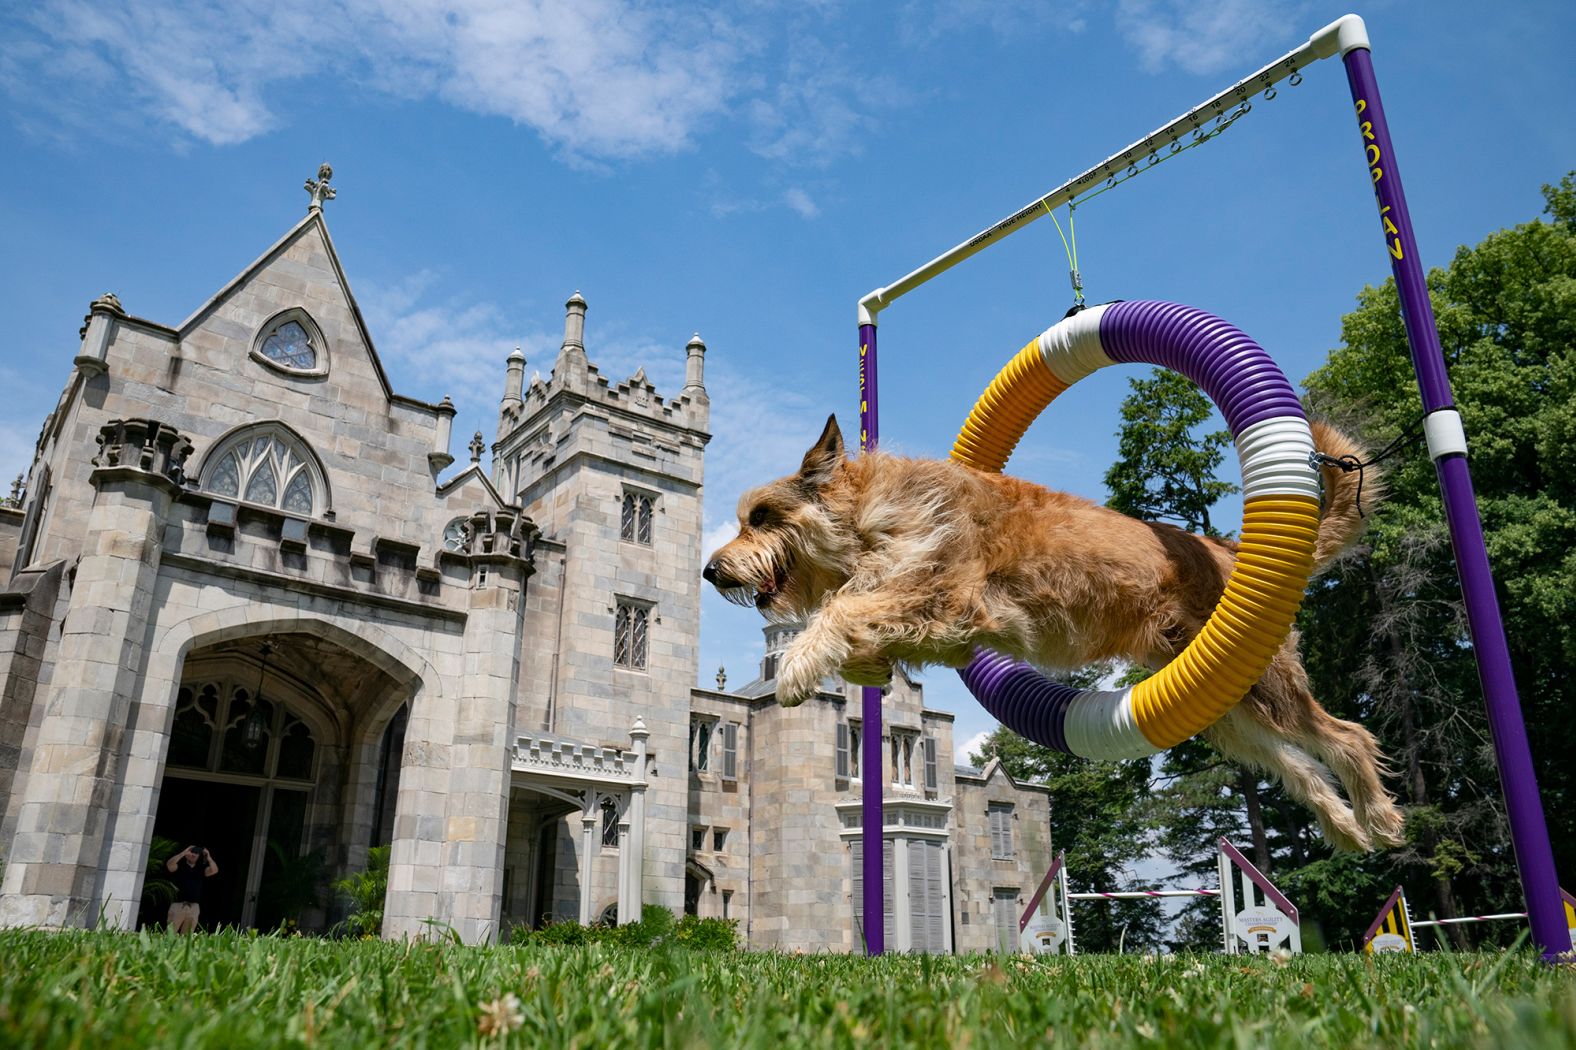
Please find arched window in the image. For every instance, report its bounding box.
[252,309,329,376]
[614,601,649,670]
[167,678,317,782]
[620,492,653,545]
[601,797,621,847]
[202,425,326,516]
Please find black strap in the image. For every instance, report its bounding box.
[1310,415,1426,517]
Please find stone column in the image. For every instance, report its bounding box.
[616,805,633,925]
[578,799,597,925]
[0,420,191,929]
[629,719,648,918]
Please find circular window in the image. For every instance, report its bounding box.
[442,517,470,552]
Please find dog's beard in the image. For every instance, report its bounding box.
[711,547,793,613]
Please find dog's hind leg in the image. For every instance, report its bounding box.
[1287,704,1407,849]
[1206,705,1373,852]
[1258,650,1409,850]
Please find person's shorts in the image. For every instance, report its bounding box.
[168,901,200,932]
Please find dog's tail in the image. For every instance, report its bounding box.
[1310,419,1384,573]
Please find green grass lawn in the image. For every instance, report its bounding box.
[0,929,1572,1048]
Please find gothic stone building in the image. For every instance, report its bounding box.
[0,178,1051,952]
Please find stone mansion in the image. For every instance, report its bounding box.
[0,171,1051,952]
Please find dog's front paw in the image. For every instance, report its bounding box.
[774,656,821,708]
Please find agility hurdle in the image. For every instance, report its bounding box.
[852,11,1571,961]
[1362,885,1576,953]
[1018,838,1299,955]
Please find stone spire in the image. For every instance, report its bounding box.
[304,163,336,212]
[469,431,486,464]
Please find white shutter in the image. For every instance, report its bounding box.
[927,842,946,952]
[850,838,896,952]
[908,839,927,951]
[883,840,895,938]
[906,839,947,953]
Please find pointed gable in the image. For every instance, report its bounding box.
[175,211,440,413]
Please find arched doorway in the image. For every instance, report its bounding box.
[150,631,407,931]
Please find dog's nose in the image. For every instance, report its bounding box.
[702,561,720,584]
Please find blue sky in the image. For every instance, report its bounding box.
[3,0,1572,777]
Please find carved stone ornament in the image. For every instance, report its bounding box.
[91,418,194,484]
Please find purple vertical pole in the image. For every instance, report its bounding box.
[858,321,885,955]
[1343,47,1571,961]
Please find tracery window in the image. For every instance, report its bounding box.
[203,425,324,516]
[614,600,649,670]
[252,310,328,375]
[167,678,317,782]
[620,492,653,545]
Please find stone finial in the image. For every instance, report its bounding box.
[716,666,727,690]
[469,431,486,464]
[304,163,337,211]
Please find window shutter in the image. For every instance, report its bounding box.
[883,839,896,939]
[923,736,938,791]
[836,722,850,779]
[908,839,927,951]
[722,722,738,780]
[927,843,946,952]
[851,838,895,951]
[850,840,863,947]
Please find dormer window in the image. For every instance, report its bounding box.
[252,309,329,377]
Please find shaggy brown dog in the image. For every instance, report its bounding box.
[704,415,1406,852]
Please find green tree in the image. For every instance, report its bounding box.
[1299,171,1576,945]
[1104,369,1238,537]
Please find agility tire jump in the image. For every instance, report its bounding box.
[955,300,1321,760]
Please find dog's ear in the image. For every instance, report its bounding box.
[798,413,846,488]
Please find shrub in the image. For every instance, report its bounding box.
[510,907,737,950]
[333,845,389,938]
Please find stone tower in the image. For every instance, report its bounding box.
[497,292,710,915]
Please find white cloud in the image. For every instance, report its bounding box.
[701,520,738,564]
[1114,0,1305,76]
[783,187,820,219]
[955,728,993,766]
[4,0,747,160]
